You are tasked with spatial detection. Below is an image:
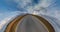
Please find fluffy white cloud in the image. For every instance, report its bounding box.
[26,0,55,15]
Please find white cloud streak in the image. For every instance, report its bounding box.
[0,11,28,30]
[0,11,20,30]
[0,17,11,29]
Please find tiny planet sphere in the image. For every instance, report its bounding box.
[5,14,55,32]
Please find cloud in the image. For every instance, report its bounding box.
[0,17,12,30]
[2,0,56,14]
[0,11,27,30]
[25,0,55,15]
[0,11,18,30]
[0,0,60,19]
[54,11,60,20]
[10,0,53,13]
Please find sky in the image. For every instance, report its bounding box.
[0,0,60,32]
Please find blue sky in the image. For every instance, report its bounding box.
[0,0,60,32]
